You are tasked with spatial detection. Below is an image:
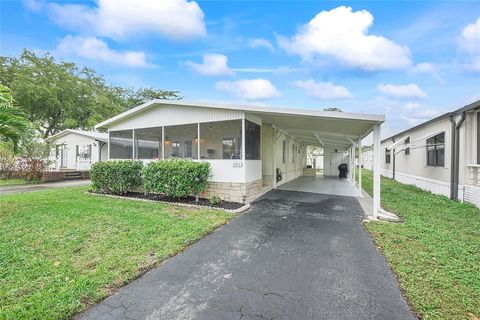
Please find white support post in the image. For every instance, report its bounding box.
[107,131,111,160]
[358,138,362,197]
[132,129,136,159]
[197,123,200,160]
[161,126,165,159]
[353,146,356,185]
[272,128,276,189]
[373,124,381,217]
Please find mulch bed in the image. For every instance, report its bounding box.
[112,192,245,210]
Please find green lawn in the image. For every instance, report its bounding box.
[0,179,30,186]
[0,187,234,319]
[359,170,480,320]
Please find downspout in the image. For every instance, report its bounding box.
[453,112,466,200]
[449,116,456,199]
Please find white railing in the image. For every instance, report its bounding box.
[467,164,480,187]
[76,158,91,171]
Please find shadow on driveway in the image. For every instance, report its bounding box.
[78,189,415,320]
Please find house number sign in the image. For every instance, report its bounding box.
[232,161,243,167]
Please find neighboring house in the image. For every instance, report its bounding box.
[306,146,324,170]
[360,145,374,170]
[45,130,108,171]
[95,100,385,210]
[379,100,480,208]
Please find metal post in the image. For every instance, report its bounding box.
[107,132,111,160]
[358,138,362,197]
[352,146,356,184]
[272,128,276,189]
[161,126,165,159]
[197,123,200,160]
[373,124,381,217]
[132,129,136,159]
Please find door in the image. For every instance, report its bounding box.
[329,152,344,176]
[60,145,67,168]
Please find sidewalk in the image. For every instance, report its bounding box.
[0,180,91,196]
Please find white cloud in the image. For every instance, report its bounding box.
[185,54,234,76]
[22,0,44,12]
[410,62,444,83]
[460,17,480,72]
[461,17,480,52]
[215,79,280,100]
[48,0,206,40]
[277,6,411,70]
[249,38,274,52]
[57,35,149,67]
[294,79,352,100]
[377,83,427,99]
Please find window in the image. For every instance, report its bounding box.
[171,141,180,157]
[282,140,287,164]
[164,124,198,159]
[426,132,445,167]
[404,137,410,155]
[76,144,91,160]
[110,130,133,159]
[135,127,162,159]
[184,140,193,158]
[385,149,391,164]
[245,120,260,160]
[200,120,241,159]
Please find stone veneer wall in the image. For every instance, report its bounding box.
[201,179,267,204]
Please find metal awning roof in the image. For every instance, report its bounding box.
[95,100,384,149]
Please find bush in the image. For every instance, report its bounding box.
[0,145,16,179]
[209,195,221,205]
[90,160,143,195]
[16,157,46,182]
[144,159,211,199]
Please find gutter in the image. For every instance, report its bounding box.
[452,112,466,200]
[449,115,456,199]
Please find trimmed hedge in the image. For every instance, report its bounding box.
[144,159,211,199]
[90,160,143,195]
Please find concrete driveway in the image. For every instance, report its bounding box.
[78,190,415,320]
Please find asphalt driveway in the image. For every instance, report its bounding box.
[78,189,415,320]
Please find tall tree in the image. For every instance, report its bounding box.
[0,50,180,138]
[0,84,30,151]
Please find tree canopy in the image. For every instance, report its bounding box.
[0,84,30,151]
[0,50,181,138]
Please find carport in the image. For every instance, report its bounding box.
[244,106,385,217]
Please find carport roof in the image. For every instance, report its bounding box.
[96,100,384,149]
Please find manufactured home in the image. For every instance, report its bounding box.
[379,100,480,208]
[95,100,386,215]
[45,130,108,171]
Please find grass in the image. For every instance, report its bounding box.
[359,169,480,320]
[0,179,31,186]
[0,187,234,319]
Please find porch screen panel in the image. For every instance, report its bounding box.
[164,124,198,159]
[245,120,260,160]
[477,112,480,164]
[200,120,242,159]
[135,127,162,159]
[110,130,133,159]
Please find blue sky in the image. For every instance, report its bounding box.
[1,0,479,139]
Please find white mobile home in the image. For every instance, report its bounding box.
[96,100,386,215]
[379,100,480,208]
[45,130,108,171]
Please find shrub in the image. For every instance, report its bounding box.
[90,160,143,195]
[209,195,221,205]
[144,159,211,199]
[0,145,16,179]
[16,157,46,182]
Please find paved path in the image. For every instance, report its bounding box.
[0,180,91,195]
[78,189,415,320]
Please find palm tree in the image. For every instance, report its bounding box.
[0,84,30,152]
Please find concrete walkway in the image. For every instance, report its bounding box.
[78,189,414,320]
[278,175,358,197]
[0,180,91,196]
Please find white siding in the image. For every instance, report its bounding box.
[48,133,101,170]
[109,104,243,131]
